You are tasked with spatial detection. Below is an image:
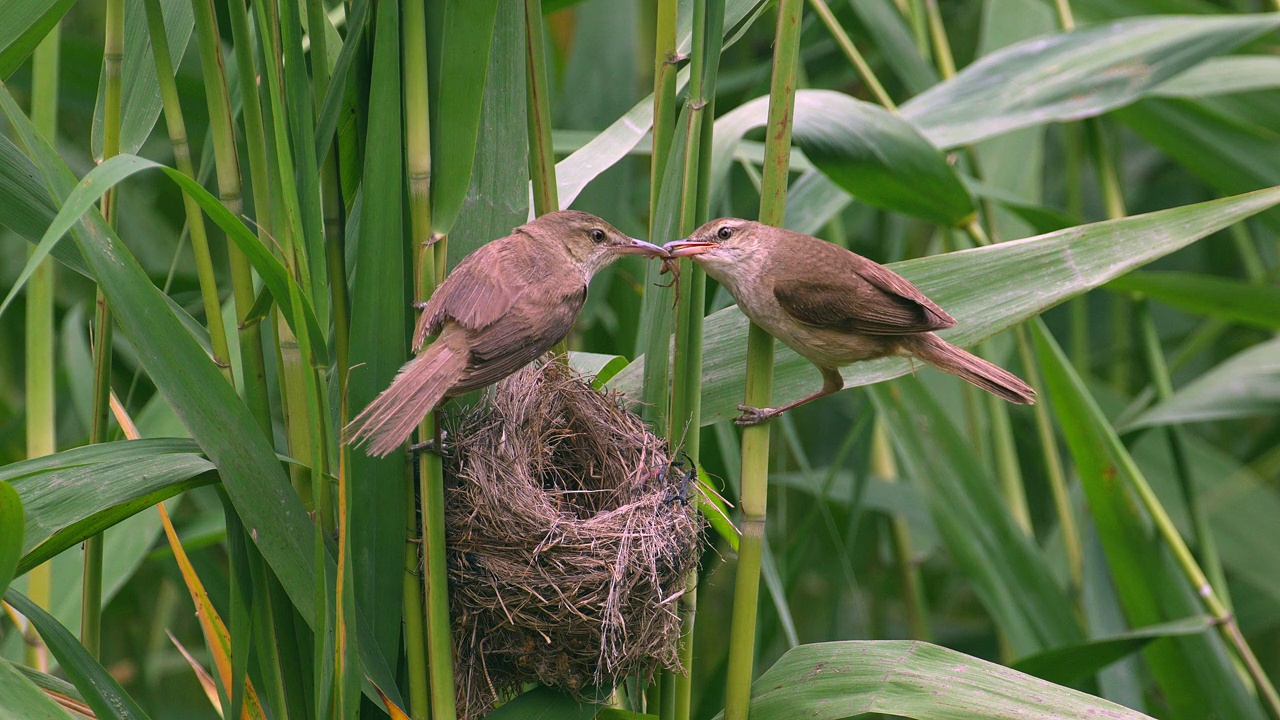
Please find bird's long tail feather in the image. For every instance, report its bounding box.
[343,336,468,457]
[908,333,1036,404]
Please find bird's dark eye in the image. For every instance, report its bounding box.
[590,228,606,243]
[717,226,733,240]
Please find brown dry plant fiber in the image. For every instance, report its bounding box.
[442,360,705,718]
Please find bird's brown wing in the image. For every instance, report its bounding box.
[771,240,955,335]
[413,236,531,350]
[451,284,587,393]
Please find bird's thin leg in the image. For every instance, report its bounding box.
[408,429,451,458]
[737,366,844,426]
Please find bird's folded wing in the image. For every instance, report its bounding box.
[414,241,525,350]
[452,284,587,393]
[773,269,955,335]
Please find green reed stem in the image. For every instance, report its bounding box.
[23,19,60,672]
[225,0,277,437]
[667,2,725,717]
[650,0,679,229]
[873,422,931,640]
[403,0,441,714]
[142,0,234,385]
[1135,299,1228,603]
[526,0,559,217]
[1014,327,1082,597]
[724,2,803,718]
[806,0,895,110]
[83,0,126,660]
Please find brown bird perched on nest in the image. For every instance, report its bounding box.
[346,210,667,457]
[666,218,1035,425]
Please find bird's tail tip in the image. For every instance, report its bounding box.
[910,333,1036,405]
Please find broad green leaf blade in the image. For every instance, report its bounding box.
[710,91,974,226]
[0,0,74,78]
[0,153,327,364]
[428,0,498,233]
[91,0,194,159]
[0,482,21,598]
[7,661,87,709]
[902,15,1280,149]
[485,685,598,720]
[1031,321,1268,720]
[1119,96,1280,233]
[612,187,1280,425]
[1125,336,1280,428]
[1151,56,1280,98]
[445,0,529,265]
[1107,270,1280,328]
[0,439,214,572]
[5,590,151,720]
[0,135,87,275]
[796,91,973,226]
[729,641,1153,719]
[871,381,1081,655]
[314,0,371,163]
[348,0,408,662]
[1011,615,1214,686]
[0,660,73,720]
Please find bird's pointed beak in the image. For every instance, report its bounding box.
[664,239,717,258]
[614,237,670,257]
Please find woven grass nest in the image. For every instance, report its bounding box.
[441,360,706,718]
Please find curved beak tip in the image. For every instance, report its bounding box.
[618,238,669,257]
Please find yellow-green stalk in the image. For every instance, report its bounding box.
[141,0,234,385]
[403,0,443,714]
[83,0,126,659]
[807,0,894,109]
[873,423,931,640]
[1136,300,1228,605]
[667,2,725,717]
[723,1,803,718]
[649,0,679,224]
[225,0,277,437]
[525,0,559,217]
[24,19,60,673]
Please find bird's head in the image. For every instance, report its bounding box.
[663,218,766,274]
[522,210,667,278]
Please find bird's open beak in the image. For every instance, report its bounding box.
[615,238,670,257]
[664,239,717,258]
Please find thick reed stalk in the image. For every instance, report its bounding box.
[142,0,234,384]
[873,422,931,640]
[806,0,894,110]
[225,0,277,437]
[403,0,443,714]
[83,0,126,659]
[724,2,803,718]
[23,20,60,672]
[667,3,725,718]
[1014,328,1082,596]
[1135,300,1228,603]
[649,0,679,226]
[525,0,559,216]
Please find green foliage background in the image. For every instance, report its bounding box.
[0,0,1279,718]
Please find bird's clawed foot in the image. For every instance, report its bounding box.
[735,404,782,426]
[408,430,452,458]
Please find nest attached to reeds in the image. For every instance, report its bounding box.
[442,361,705,719]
